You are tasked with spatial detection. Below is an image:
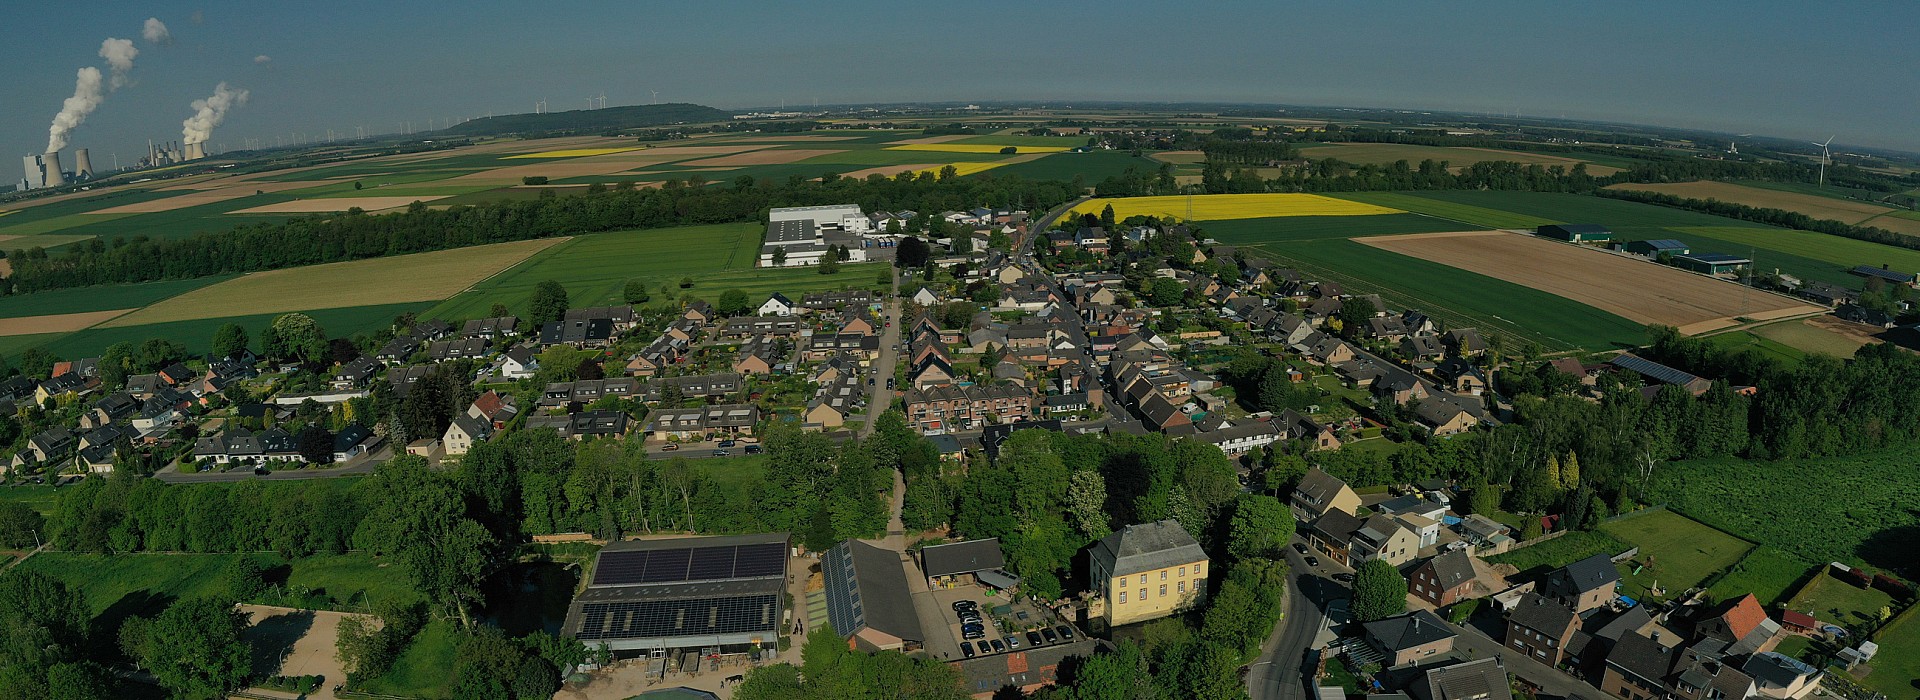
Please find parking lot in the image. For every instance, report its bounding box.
[924,584,1079,659]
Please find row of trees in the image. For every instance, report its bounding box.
[6,167,1078,292]
[1600,187,1920,253]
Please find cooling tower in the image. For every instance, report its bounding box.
[72,149,92,178]
[183,142,206,161]
[41,151,66,187]
[21,155,41,189]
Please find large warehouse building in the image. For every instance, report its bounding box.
[562,533,790,657]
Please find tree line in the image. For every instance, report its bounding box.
[4,170,1079,293]
[1599,187,1920,253]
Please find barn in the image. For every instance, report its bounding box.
[1536,224,1613,243]
[561,533,789,656]
[1624,239,1690,257]
[1673,253,1752,276]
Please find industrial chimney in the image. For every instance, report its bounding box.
[21,155,42,189]
[72,149,93,179]
[41,151,66,187]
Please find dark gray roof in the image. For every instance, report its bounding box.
[920,539,1006,578]
[1310,510,1365,546]
[1608,353,1704,389]
[1605,630,1675,684]
[1544,553,1622,598]
[1415,658,1513,700]
[1508,593,1577,635]
[823,539,921,643]
[1677,252,1751,265]
[1851,264,1916,283]
[1364,609,1456,652]
[1089,519,1207,578]
[1418,550,1478,592]
[1636,238,1689,250]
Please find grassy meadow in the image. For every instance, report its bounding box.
[1598,509,1752,604]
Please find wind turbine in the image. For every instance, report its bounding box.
[651,90,659,105]
[1814,136,1834,187]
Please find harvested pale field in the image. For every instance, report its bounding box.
[102,238,563,326]
[1067,193,1401,222]
[1860,212,1920,237]
[719,134,864,142]
[92,182,321,214]
[226,196,452,214]
[448,145,768,183]
[0,309,131,336]
[678,149,845,166]
[1298,143,1624,175]
[503,147,645,159]
[1358,231,1822,333]
[1803,315,1887,350]
[1150,150,1206,164]
[837,163,945,179]
[1607,181,1893,224]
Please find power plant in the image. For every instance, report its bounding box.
[72,148,92,179]
[18,150,82,191]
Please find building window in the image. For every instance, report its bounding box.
[1139,588,1147,601]
[1178,581,1187,593]
[1178,566,1186,577]
[1161,570,1168,581]
[1139,574,1147,585]
[1119,592,1127,603]
[1160,585,1167,596]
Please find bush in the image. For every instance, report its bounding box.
[521,176,548,185]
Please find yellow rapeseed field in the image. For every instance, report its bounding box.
[503,147,645,159]
[886,144,1072,154]
[911,162,1012,178]
[1066,194,1402,222]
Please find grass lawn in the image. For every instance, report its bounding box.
[1201,213,1467,244]
[1485,530,1628,579]
[1704,546,1813,607]
[1784,573,1894,627]
[1599,509,1752,604]
[0,484,62,516]
[1244,238,1647,351]
[1701,331,1806,364]
[694,453,768,490]
[1864,606,1920,698]
[422,223,761,321]
[362,618,460,698]
[1647,448,1920,567]
[1750,319,1864,358]
[283,553,423,612]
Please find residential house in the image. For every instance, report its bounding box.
[1196,420,1281,455]
[1505,593,1582,668]
[461,316,520,339]
[646,404,760,441]
[331,357,383,390]
[1088,519,1210,627]
[641,373,742,403]
[376,334,420,362]
[1443,328,1486,357]
[1306,510,1363,567]
[758,292,796,316]
[1601,631,1757,700]
[387,365,434,398]
[467,390,519,430]
[442,416,494,456]
[499,346,539,380]
[1410,658,1512,700]
[1431,358,1488,395]
[1278,410,1343,451]
[1415,394,1482,436]
[1743,652,1820,700]
[1290,467,1361,521]
[1349,514,1421,567]
[1363,610,1458,667]
[902,384,1035,433]
[1400,334,1446,360]
[332,423,374,462]
[1540,554,1622,613]
[428,337,491,361]
[539,318,614,347]
[910,287,940,306]
[1410,549,1495,608]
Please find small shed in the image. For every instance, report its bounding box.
[1536,223,1613,243]
[921,539,1012,589]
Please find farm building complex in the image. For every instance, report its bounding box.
[561,533,790,656]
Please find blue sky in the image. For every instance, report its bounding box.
[6,0,1918,165]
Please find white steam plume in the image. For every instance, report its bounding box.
[47,67,104,153]
[143,18,172,44]
[182,82,249,145]
[253,54,271,65]
[99,38,139,89]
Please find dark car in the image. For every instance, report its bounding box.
[952,601,979,613]
[717,440,738,448]
[1332,572,1355,583]
[960,641,976,658]
[1292,543,1309,554]
[253,467,270,476]
[1055,625,1074,640]
[711,449,731,457]
[1026,630,1044,646]
[988,638,1006,653]
[962,629,985,640]
[744,444,762,454]
[1041,627,1058,644]
[1305,555,1321,568]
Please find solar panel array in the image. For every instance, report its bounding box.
[577,594,779,640]
[593,541,786,586]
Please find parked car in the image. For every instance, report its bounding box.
[1304,555,1321,568]
[711,449,730,457]
[952,601,978,613]
[660,443,678,451]
[988,638,1006,653]
[1292,543,1309,554]
[744,444,762,454]
[253,467,270,476]
[718,440,738,448]
[962,629,984,640]
[1004,635,1020,650]
[1055,625,1074,640]
[1332,572,1355,583]
[1026,630,1043,647]
[1041,627,1058,644]
[960,642,975,658]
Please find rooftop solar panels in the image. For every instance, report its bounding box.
[592,541,787,586]
[577,594,779,640]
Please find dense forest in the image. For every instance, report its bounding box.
[4,169,1079,292]
[437,103,733,138]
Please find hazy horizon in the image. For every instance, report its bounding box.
[5,0,1917,166]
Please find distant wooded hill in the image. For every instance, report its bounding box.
[439,103,734,137]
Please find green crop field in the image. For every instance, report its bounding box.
[1671,225,1920,273]
[0,277,230,319]
[0,189,178,229]
[1647,447,1920,567]
[1244,238,1648,350]
[1599,509,1753,604]
[1485,530,1628,578]
[1750,319,1865,358]
[1203,213,1468,244]
[423,223,761,320]
[1704,546,1813,607]
[790,149,1011,166]
[41,302,427,358]
[1702,330,1807,364]
[0,212,138,238]
[984,150,1160,182]
[950,135,1088,148]
[29,192,301,245]
[1329,192,1557,229]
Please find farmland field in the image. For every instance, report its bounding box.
[44,302,428,358]
[503,147,644,159]
[1606,181,1895,225]
[1327,192,1556,230]
[1702,331,1805,364]
[1244,238,1649,350]
[1749,318,1866,357]
[422,223,761,320]
[885,143,1071,154]
[1066,193,1400,222]
[1647,447,1920,567]
[1598,509,1753,604]
[1297,143,1625,175]
[1396,190,1771,228]
[0,278,230,319]
[100,238,563,326]
[1704,546,1812,607]
[985,150,1160,181]
[1202,214,1467,244]
[1358,231,1822,333]
[1669,225,1920,274]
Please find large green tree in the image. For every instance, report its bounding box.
[1226,494,1290,561]
[210,323,249,360]
[353,456,497,624]
[265,312,327,363]
[1351,558,1408,622]
[141,597,251,700]
[528,280,570,327]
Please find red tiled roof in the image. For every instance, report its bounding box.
[1781,610,1818,629]
[1721,594,1768,640]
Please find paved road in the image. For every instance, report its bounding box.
[154,447,390,483]
[861,298,903,438]
[1249,535,1349,700]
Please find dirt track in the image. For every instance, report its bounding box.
[1360,231,1822,332]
